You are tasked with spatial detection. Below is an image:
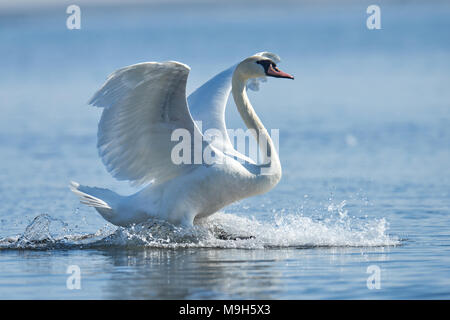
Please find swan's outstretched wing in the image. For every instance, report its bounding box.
[89,61,201,186]
[188,65,256,164]
[188,66,234,151]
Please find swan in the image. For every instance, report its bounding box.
[70,52,294,227]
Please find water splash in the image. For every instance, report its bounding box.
[17,214,55,246]
[0,207,400,250]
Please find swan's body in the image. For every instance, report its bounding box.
[70,52,293,227]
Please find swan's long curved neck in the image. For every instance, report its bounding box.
[231,71,281,179]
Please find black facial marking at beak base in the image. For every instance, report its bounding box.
[256,60,294,80]
[256,60,272,73]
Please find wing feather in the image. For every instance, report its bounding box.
[90,61,200,186]
[188,65,256,164]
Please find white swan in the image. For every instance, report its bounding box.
[70,52,294,227]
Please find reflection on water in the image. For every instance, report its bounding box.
[0,246,393,299]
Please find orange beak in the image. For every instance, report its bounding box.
[266,64,294,79]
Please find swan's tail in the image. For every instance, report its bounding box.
[69,181,122,222]
[69,181,112,208]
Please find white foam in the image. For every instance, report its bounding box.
[0,209,400,250]
[90,210,400,249]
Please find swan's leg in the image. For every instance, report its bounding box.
[213,226,255,240]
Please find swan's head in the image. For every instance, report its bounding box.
[236,53,294,81]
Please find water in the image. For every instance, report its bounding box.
[0,0,449,299]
